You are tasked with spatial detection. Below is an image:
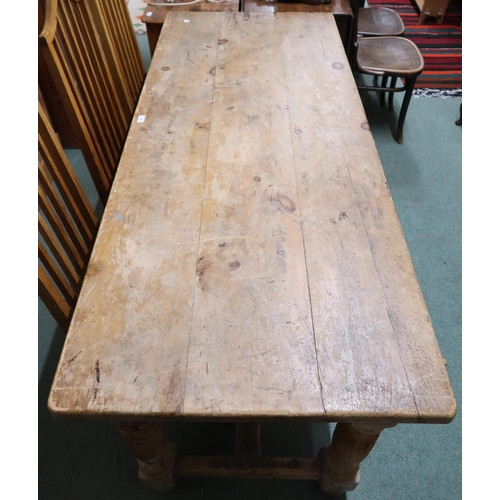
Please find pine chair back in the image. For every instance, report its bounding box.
[38,101,99,331]
[38,0,145,204]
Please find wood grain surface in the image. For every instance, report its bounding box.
[49,12,455,424]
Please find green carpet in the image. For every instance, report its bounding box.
[38,34,461,500]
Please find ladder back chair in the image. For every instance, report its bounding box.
[347,0,424,144]
[38,101,100,332]
[38,0,145,204]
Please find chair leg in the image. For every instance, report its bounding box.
[455,103,462,126]
[388,77,397,111]
[396,77,416,144]
[380,76,388,106]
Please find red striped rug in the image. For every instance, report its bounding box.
[366,0,462,93]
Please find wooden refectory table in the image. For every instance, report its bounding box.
[48,12,456,496]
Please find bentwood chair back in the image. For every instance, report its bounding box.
[38,0,145,204]
[358,5,405,36]
[38,101,99,332]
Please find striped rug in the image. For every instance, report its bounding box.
[367,0,462,93]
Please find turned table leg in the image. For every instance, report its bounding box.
[117,421,178,493]
[319,422,396,496]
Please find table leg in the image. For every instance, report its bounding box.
[319,422,396,496]
[146,24,162,57]
[117,421,178,493]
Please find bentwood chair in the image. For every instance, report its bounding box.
[358,5,405,37]
[347,0,424,144]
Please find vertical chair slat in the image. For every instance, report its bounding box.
[38,210,82,289]
[38,101,99,332]
[38,241,77,305]
[39,264,72,332]
[105,0,145,100]
[53,36,115,184]
[56,2,119,168]
[71,0,127,152]
[38,162,89,262]
[88,0,134,114]
[85,1,134,128]
[39,0,145,204]
[40,37,111,202]
[38,103,99,248]
[115,0,145,86]
[100,0,145,113]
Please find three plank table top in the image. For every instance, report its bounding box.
[48,11,456,495]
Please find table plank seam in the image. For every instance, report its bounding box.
[338,134,421,420]
[281,26,327,417]
[182,14,223,415]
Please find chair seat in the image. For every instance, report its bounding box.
[358,7,405,36]
[356,36,425,76]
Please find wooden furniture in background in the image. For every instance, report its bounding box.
[38,0,146,204]
[141,1,239,56]
[347,0,425,143]
[142,1,353,56]
[38,102,99,332]
[242,0,353,52]
[415,0,450,24]
[48,12,455,495]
